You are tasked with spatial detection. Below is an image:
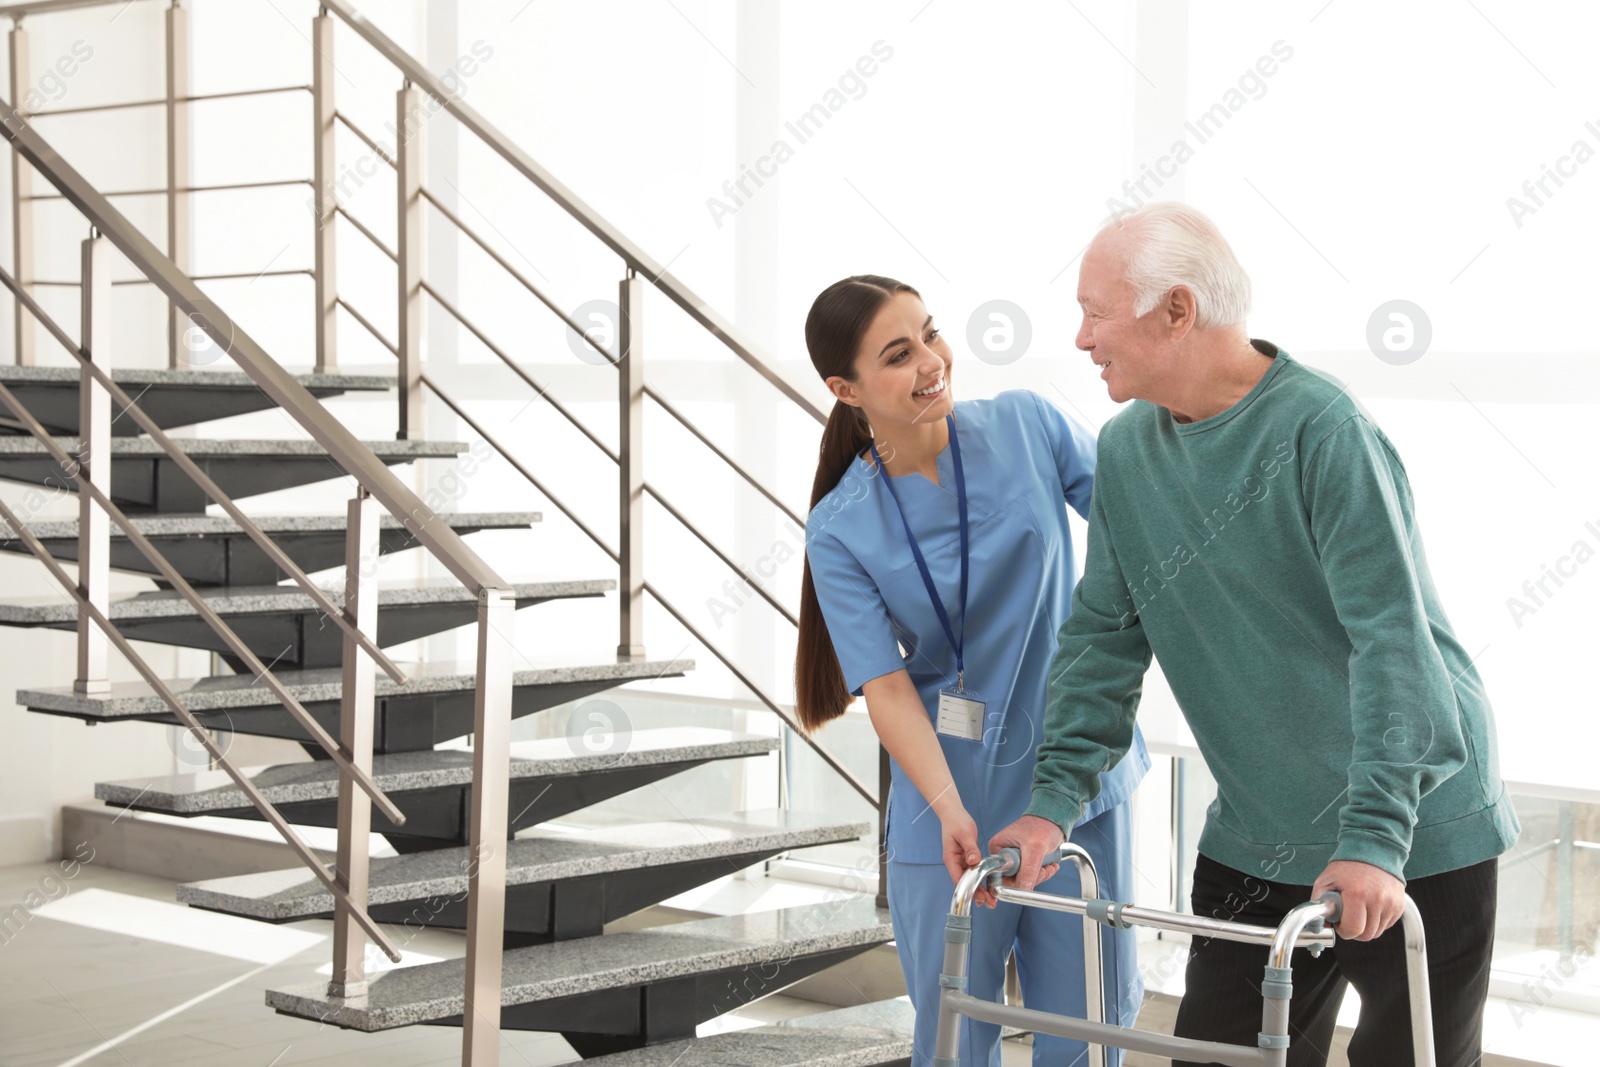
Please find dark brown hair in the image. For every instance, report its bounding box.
[795,274,920,733]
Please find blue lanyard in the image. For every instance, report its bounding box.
[869,415,970,689]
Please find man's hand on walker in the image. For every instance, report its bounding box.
[1312,860,1406,941]
[987,815,1064,895]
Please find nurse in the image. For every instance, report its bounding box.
[795,275,1151,1067]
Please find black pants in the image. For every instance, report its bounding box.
[1173,852,1498,1067]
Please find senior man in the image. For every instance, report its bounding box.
[990,202,1518,1066]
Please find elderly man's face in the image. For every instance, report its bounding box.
[1075,232,1173,404]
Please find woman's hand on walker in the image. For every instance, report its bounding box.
[941,809,999,909]
[987,815,1064,893]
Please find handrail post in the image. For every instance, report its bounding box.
[330,487,379,998]
[75,234,110,694]
[462,587,515,1067]
[617,269,645,661]
[396,81,425,438]
[311,10,337,372]
[8,18,33,366]
[165,0,191,369]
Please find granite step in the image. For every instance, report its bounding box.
[580,1000,1024,1067]
[0,577,612,671]
[178,809,870,943]
[95,727,779,849]
[580,1001,919,1067]
[19,655,691,752]
[0,436,465,513]
[0,366,395,437]
[265,897,894,1051]
[0,511,540,587]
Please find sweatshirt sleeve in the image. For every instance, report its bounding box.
[1025,470,1152,835]
[1304,415,1471,880]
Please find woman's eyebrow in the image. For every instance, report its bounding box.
[877,316,935,360]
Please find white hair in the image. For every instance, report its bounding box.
[1100,202,1251,328]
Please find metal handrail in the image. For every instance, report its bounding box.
[414,367,869,805]
[416,187,612,365]
[644,578,874,805]
[643,481,797,628]
[338,297,400,355]
[320,0,826,423]
[0,0,157,16]
[421,280,618,462]
[0,492,404,963]
[35,269,312,287]
[421,374,618,561]
[335,205,397,262]
[0,259,410,690]
[26,84,310,118]
[333,109,395,168]
[643,385,806,528]
[0,93,508,595]
[25,178,312,200]
[0,375,409,825]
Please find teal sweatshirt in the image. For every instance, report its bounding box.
[1026,342,1520,883]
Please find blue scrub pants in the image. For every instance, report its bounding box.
[887,802,1143,1067]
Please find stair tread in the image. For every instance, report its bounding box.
[0,577,612,624]
[0,511,540,539]
[20,656,693,718]
[0,367,396,389]
[0,436,465,456]
[264,898,891,1031]
[178,809,870,919]
[579,1002,918,1067]
[96,727,778,813]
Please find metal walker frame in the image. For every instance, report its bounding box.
[933,844,1438,1067]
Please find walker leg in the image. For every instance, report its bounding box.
[932,912,971,1067]
[1061,843,1107,1067]
[1401,898,1437,1067]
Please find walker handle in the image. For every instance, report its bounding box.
[992,846,1065,877]
[1317,891,1343,926]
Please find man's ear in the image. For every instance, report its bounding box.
[825,375,861,407]
[1165,285,1199,341]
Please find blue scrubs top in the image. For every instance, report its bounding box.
[806,390,1150,865]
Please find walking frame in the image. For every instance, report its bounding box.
[933,844,1437,1067]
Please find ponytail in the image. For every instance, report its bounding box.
[795,400,874,732]
[794,274,918,734]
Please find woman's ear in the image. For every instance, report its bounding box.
[825,375,861,407]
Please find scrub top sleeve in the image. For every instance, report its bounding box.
[805,528,909,697]
[1028,390,1098,520]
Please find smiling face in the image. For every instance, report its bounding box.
[1076,230,1179,404]
[826,290,954,430]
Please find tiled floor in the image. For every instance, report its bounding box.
[0,860,1588,1067]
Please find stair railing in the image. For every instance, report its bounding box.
[0,80,520,1046]
[310,1,879,804]
[318,0,889,930]
[2,2,892,1063]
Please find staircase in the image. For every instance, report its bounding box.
[0,2,894,1065]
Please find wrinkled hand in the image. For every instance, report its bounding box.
[987,815,1064,895]
[941,808,997,909]
[1312,860,1406,941]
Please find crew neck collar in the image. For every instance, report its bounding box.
[1170,339,1286,435]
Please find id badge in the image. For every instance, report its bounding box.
[936,686,986,742]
